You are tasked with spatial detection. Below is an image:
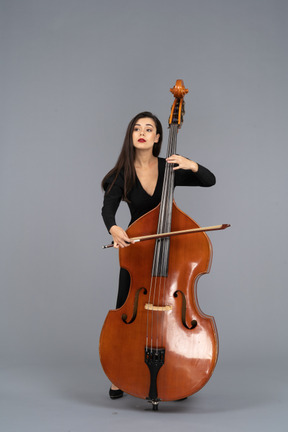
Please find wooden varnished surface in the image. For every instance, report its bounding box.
[99,202,218,401]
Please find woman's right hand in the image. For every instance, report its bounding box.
[109,225,132,248]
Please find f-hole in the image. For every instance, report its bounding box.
[122,287,147,324]
[174,290,197,330]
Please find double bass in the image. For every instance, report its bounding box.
[99,80,229,410]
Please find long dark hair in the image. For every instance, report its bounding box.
[101,112,163,202]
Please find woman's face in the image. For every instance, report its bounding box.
[132,117,160,153]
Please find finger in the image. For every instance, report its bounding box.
[167,157,181,166]
[120,238,131,247]
[123,234,132,244]
[167,154,180,160]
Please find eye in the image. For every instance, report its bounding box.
[146,128,153,132]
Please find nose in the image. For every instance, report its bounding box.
[140,129,145,136]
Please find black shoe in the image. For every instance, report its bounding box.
[109,387,124,399]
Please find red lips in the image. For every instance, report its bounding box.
[138,139,146,142]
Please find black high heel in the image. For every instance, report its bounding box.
[109,387,124,399]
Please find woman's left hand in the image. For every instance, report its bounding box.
[166,154,198,172]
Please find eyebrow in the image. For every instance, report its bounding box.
[134,123,155,128]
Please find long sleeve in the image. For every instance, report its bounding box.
[101,173,124,233]
[174,163,216,187]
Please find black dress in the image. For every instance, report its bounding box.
[102,157,215,307]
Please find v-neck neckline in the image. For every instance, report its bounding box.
[136,158,159,198]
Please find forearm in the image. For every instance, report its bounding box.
[174,163,216,187]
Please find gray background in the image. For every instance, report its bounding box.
[1,0,287,431]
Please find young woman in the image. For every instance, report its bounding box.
[101,111,216,399]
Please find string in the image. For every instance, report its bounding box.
[145,123,178,353]
[157,126,177,351]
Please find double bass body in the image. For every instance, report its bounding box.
[99,202,218,402]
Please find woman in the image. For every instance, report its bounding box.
[101,111,216,399]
